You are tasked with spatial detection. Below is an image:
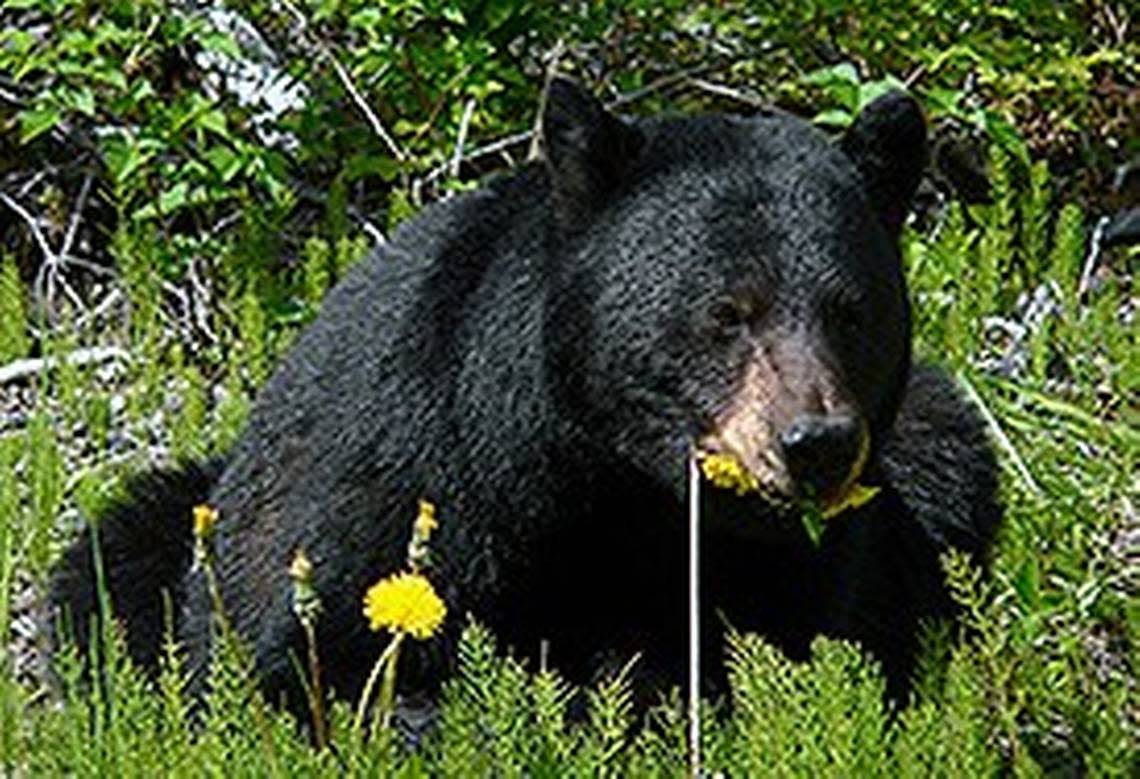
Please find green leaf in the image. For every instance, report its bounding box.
[199,31,241,59]
[811,108,853,128]
[18,106,60,143]
[983,111,1031,170]
[800,503,825,547]
[857,77,905,111]
[69,87,96,117]
[801,62,860,87]
[197,109,228,137]
[204,146,242,182]
[102,131,145,185]
[343,153,401,183]
[158,181,190,214]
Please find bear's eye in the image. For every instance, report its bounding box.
[709,300,746,329]
[706,297,761,339]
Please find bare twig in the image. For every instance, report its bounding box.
[60,171,94,259]
[16,170,48,199]
[328,56,407,163]
[607,63,720,108]
[185,255,218,344]
[687,78,767,108]
[0,85,23,105]
[0,189,63,313]
[75,287,124,330]
[418,131,533,188]
[529,41,566,161]
[1078,215,1109,299]
[351,213,386,246]
[0,190,57,268]
[449,98,476,180]
[281,1,406,163]
[958,372,1042,496]
[0,346,130,385]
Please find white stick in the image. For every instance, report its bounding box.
[688,454,701,778]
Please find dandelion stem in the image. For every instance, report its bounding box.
[302,620,327,751]
[354,630,405,739]
[688,454,701,778]
[376,631,405,733]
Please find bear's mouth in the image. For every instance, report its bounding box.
[696,432,876,519]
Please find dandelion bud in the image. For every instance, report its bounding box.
[289,548,314,583]
[191,504,219,572]
[413,499,438,541]
[192,504,219,540]
[290,547,321,624]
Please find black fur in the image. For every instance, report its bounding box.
[51,459,225,670]
[52,81,1001,711]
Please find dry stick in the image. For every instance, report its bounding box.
[280,1,406,164]
[0,345,129,385]
[607,63,719,109]
[1,187,85,315]
[60,171,94,260]
[1077,215,1109,299]
[686,78,767,108]
[419,131,533,188]
[688,454,701,778]
[449,99,477,180]
[0,190,57,272]
[958,372,1042,497]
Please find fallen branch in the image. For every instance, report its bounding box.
[958,372,1042,497]
[0,346,130,385]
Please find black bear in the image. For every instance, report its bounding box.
[52,78,1001,710]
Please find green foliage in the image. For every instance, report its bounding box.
[0,260,30,364]
[801,62,905,127]
[173,353,209,464]
[237,285,270,390]
[26,411,64,577]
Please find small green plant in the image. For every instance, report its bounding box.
[800,62,906,128]
[0,260,29,364]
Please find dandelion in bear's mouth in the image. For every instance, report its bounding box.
[697,451,759,495]
[363,571,446,640]
[696,449,881,545]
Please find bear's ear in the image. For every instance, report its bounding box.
[840,91,928,237]
[542,77,643,225]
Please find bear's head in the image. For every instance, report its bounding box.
[543,78,927,521]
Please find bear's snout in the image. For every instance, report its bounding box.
[779,413,867,501]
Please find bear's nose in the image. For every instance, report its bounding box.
[779,413,863,496]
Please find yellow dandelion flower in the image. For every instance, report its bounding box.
[697,451,759,496]
[192,504,219,539]
[363,572,446,639]
[413,499,438,540]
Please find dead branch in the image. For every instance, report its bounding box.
[0,346,130,385]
